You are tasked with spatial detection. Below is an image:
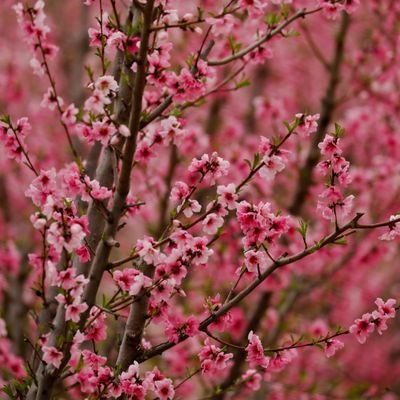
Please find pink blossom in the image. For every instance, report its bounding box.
[260,155,285,180]
[76,245,91,263]
[199,339,233,375]
[113,268,151,296]
[61,104,78,125]
[379,215,400,241]
[106,31,127,51]
[40,87,63,110]
[239,0,266,17]
[189,152,230,180]
[135,140,154,163]
[182,199,201,218]
[295,113,320,137]
[56,267,77,290]
[246,331,270,369]
[259,136,272,156]
[165,315,199,343]
[375,298,396,319]
[202,213,224,234]
[268,349,297,372]
[84,89,110,114]
[42,346,63,369]
[85,307,107,342]
[136,236,160,264]
[65,299,89,323]
[242,369,262,391]
[318,135,342,157]
[324,339,344,358]
[119,124,131,137]
[154,378,175,400]
[344,0,360,13]
[245,250,268,274]
[319,1,345,20]
[317,187,354,222]
[94,75,118,94]
[349,313,375,344]
[91,120,117,145]
[170,181,190,203]
[217,183,238,210]
[189,236,214,266]
[371,311,389,335]
[83,176,112,201]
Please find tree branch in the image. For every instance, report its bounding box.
[289,12,350,215]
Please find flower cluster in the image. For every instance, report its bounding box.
[199,338,234,375]
[258,136,288,181]
[14,1,58,75]
[317,131,354,222]
[0,116,32,163]
[349,298,396,344]
[113,268,152,296]
[135,117,185,164]
[246,331,270,369]
[88,11,140,55]
[319,0,360,20]
[237,200,291,251]
[379,214,400,241]
[188,152,230,183]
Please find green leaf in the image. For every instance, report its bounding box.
[315,343,324,350]
[280,4,290,18]
[265,12,281,27]
[2,384,16,398]
[296,219,308,239]
[252,152,261,168]
[283,120,292,132]
[0,114,10,124]
[334,122,345,138]
[227,35,242,54]
[332,238,347,246]
[186,53,196,69]
[235,79,251,89]
[292,116,301,130]
[285,30,300,37]
[84,65,94,82]
[170,107,183,118]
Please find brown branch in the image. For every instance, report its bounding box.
[299,22,330,70]
[207,7,321,67]
[156,145,178,237]
[138,213,369,362]
[108,0,155,371]
[139,213,400,364]
[26,4,142,399]
[114,36,217,372]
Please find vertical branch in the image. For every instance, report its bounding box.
[244,65,268,132]
[289,12,350,215]
[64,2,90,105]
[156,145,178,237]
[26,3,147,399]
[115,37,216,371]
[111,0,156,370]
[83,0,155,310]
